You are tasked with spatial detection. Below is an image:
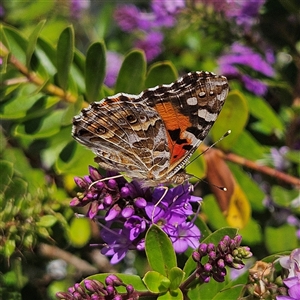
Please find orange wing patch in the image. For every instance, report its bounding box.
[154,102,192,164]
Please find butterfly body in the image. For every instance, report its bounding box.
[72,71,229,186]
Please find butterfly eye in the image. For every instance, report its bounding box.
[126,114,137,124]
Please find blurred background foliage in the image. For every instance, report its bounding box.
[0,0,299,299]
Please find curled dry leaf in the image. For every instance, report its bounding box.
[204,148,251,228]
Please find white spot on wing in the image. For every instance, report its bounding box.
[198,109,218,122]
[186,97,198,106]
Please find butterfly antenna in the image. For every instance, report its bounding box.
[151,186,169,223]
[88,174,124,190]
[191,174,227,191]
[187,130,231,167]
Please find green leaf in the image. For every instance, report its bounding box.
[115,50,146,94]
[187,278,226,299]
[69,217,91,248]
[7,1,55,23]
[213,284,245,299]
[2,24,28,64]
[169,267,184,291]
[37,215,57,228]
[0,161,14,193]
[211,90,249,151]
[36,36,57,75]
[55,141,95,175]
[4,177,27,202]
[143,271,170,293]
[56,26,74,91]
[85,273,148,292]
[145,62,178,88]
[231,130,265,160]
[265,224,297,253]
[0,93,43,120]
[13,110,64,139]
[158,289,183,300]
[271,185,299,207]
[247,94,284,136]
[202,194,228,229]
[3,239,16,258]
[239,218,262,245]
[145,225,177,276]
[85,41,106,102]
[202,227,238,245]
[228,163,265,212]
[26,20,46,69]
[186,149,206,181]
[41,127,73,168]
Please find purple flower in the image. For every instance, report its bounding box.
[201,0,265,30]
[277,249,300,300]
[57,276,138,299]
[279,248,300,278]
[135,31,164,61]
[276,277,300,300]
[0,5,5,17]
[72,167,202,263]
[104,51,123,88]
[151,0,185,27]
[270,146,290,171]
[193,235,252,283]
[241,74,268,96]
[114,5,152,32]
[218,43,275,96]
[70,0,90,19]
[165,222,200,253]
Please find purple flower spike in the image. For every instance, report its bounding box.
[135,31,164,61]
[218,42,274,96]
[71,168,202,264]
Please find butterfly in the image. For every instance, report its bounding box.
[72,71,229,186]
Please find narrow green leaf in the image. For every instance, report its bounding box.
[2,25,28,64]
[26,19,46,69]
[115,50,146,94]
[13,110,64,139]
[143,271,170,293]
[145,225,177,276]
[145,62,178,88]
[57,26,74,91]
[211,90,249,151]
[0,93,43,120]
[85,41,106,102]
